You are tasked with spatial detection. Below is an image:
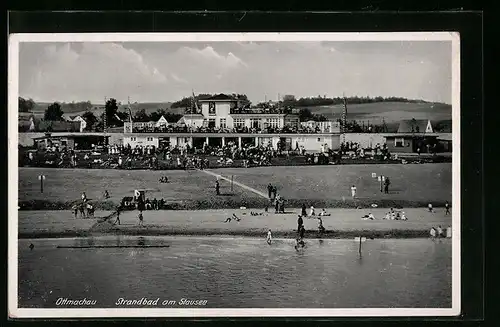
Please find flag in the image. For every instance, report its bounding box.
[192,90,200,113]
[128,100,133,123]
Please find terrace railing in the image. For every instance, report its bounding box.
[130,126,337,134]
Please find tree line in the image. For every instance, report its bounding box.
[20,97,183,132]
[171,93,250,108]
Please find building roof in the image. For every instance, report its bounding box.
[33,134,110,140]
[397,119,433,133]
[437,133,453,141]
[182,114,204,118]
[199,94,236,101]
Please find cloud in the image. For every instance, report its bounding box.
[170,73,188,84]
[20,42,168,102]
[178,46,247,69]
[19,41,452,104]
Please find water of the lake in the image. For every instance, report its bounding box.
[18,236,451,308]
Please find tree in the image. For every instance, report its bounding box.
[19,97,35,112]
[44,102,64,121]
[82,111,97,131]
[116,111,130,123]
[298,108,315,122]
[105,98,120,127]
[149,109,167,122]
[282,94,296,107]
[134,109,150,122]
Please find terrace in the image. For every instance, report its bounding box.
[130,125,334,134]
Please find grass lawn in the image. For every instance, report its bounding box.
[18,167,246,204]
[210,163,452,203]
[18,163,451,209]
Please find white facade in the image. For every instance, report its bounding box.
[200,101,234,128]
[301,121,340,133]
[123,135,159,147]
[122,134,340,152]
[72,116,87,132]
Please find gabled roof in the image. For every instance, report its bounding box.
[199,94,237,101]
[397,119,433,133]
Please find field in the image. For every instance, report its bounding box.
[18,163,452,209]
[303,102,452,123]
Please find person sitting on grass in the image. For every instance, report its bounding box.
[401,211,408,221]
[319,209,331,217]
[430,227,437,238]
[428,203,434,213]
[362,213,375,220]
[224,213,241,223]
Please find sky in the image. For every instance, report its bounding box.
[18,41,452,105]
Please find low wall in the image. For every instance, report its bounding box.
[344,133,387,148]
[18,132,124,147]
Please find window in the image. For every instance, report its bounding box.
[395,138,404,147]
[147,137,153,142]
[266,118,279,128]
[234,118,245,128]
[131,137,136,141]
[208,102,216,115]
[250,118,261,129]
[220,118,226,129]
[208,119,216,128]
[317,138,322,142]
[61,140,67,146]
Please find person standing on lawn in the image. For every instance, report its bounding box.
[297,215,304,233]
[351,185,357,199]
[384,177,391,194]
[215,180,220,196]
[301,203,307,217]
[267,183,273,199]
[445,201,451,215]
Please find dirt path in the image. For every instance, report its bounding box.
[197,169,269,199]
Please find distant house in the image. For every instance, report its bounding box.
[397,119,434,134]
[385,119,439,153]
[63,115,87,132]
[155,115,169,127]
[33,133,110,151]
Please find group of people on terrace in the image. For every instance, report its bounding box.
[131,124,333,134]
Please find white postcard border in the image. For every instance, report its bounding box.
[8,32,461,318]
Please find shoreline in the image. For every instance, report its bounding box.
[19,228,437,240]
[18,207,452,240]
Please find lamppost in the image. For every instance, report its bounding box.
[38,174,46,193]
[378,175,385,192]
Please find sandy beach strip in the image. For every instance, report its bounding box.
[18,207,453,239]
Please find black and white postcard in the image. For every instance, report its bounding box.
[9,32,460,318]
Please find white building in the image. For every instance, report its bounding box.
[122,93,342,152]
[63,115,87,132]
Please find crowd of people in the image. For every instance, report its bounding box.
[339,141,392,161]
[132,124,333,134]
